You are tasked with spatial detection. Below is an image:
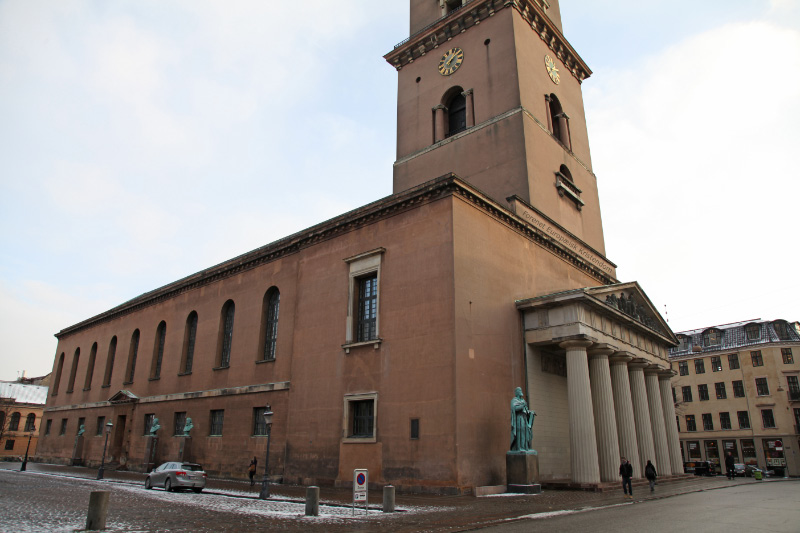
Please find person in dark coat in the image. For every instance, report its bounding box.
[725,451,736,479]
[248,456,258,486]
[619,457,634,498]
[645,460,657,492]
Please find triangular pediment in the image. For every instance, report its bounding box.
[107,390,139,404]
[586,282,677,344]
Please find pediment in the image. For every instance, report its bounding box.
[107,390,139,404]
[586,282,677,344]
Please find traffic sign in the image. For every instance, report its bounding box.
[353,469,369,514]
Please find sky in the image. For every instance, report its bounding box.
[1,0,798,380]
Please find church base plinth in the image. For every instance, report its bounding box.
[507,483,542,494]
[178,437,192,462]
[506,451,539,486]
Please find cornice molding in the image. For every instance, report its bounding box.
[385,0,591,83]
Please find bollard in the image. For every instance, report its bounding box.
[305,486,320,517]
[85,491,110,531]
[382,485,395,513]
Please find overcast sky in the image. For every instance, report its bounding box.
[1,0,798,380]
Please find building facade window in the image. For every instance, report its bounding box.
[356,274,378,342]
[209,410,224,436]
[343,392,378,443]
[84,342,97,390]
[446,90,467,137]
[96,416,105,436]
[702,413,714,431]
[755,377,770,396]
[410,418,420,440]
[677,336,691,351]
[732,380,745,398]
[682,386,693,402]
[772,320,791,340]
[751,350,763,367]
[738,411,751,429]
[685,415,696,432]
[260,288,280,362]
[103,336,117,387]
[711,356,722,372]
[719,412,732,430]
[9,412,20,431]
[52,352,65,395]
[679,361,689,376]
[67,347,80,393]
[761,409,776,429]
[745,323,760,341]
[59,419,67,436]
[24,413,36,432]
[151,321,167,379]
[217,301,235,368]
[715,382,727,399]
[546,93,571,149]
[782,348,794,364]
[787,375,800,401]
[173,412,186,436]
[703,329,722,346]
[4,440,14,451]
[728,353,740,370]
[698,384,709,401]
[695,359,706,374]
[76,417,85,435]
[180,311,198,374]
[143,414,155,435]
[43,419,52,436]
[344,249,384,347]
[252,407,267,436]
[125,329,140,384]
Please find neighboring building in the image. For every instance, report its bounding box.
[37,0,683,492]
[0,379,49,458]
[669,320,800,476]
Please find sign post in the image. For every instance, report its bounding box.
[353,469,368,515]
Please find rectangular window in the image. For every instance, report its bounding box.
[679,361,688,376]
[356,273,378,342]
[410,418,420,440]
[76,417,85,435]
[702,413,714,431]
[173,412,187,436]
[732,380,745,398]
[44,419,52,436]
[751,350,764,367]
[351,400,374,437]
[728,353,740,370]
[686,415,697,432]
[682,386,693,402]
[143,414,155,435]
[711,356,722,372]
[755,377,770,396]
[59,419,67,436]
[344,248,383,347]
[738,411,751,429]
[695,359,706,374]
[698,384,709,401]
[96,416,105,436]
[4,440,14,451]
[787,376,800,401]
[745,324,760,341]
[343,392,378,442]
[761,409,776,429]
[252,407,267,436]
[722,440,739,462]
[209,410,224,436]
[782,348,794,364]
[715,382,727,399]
[719,412,732,430]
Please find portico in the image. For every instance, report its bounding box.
[518,282,682,485]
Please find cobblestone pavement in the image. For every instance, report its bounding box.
[0,462,792,532]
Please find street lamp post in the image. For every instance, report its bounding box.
[20,425,35,471]
[259,405,274,500]
[97,421,113,480]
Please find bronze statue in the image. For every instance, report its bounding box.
[149,417,161,436]
[183,417,193,436]
[510,387,536,452]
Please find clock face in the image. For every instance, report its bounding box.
[545,55,560,85]
[438,47,464,76]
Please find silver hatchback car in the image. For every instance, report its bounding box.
[145,462,207,493]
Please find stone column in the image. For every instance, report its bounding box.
[628,359,656,476]
[461,89,475,128]
[433,104,446,143]
[644,365,672,476]
[588,344,621,482]
[659,371,684,474]
[609,353,641,479]
[560,339,601,484]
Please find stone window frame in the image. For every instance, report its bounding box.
[258,287,280,363]
[215,300,236,369]
[102,336,117,388]
[123,329,140,385]
[209,409,225,436]
[342,392,378,444]
[343,248,385,352]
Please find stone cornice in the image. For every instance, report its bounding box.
[384,0,591,83]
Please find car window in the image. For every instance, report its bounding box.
[182,463,204,471]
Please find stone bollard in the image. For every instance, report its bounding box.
[305,486,320,517]
[85,491,110,531]
[383,485,395,513]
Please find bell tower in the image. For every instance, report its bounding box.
[386,0,607,254]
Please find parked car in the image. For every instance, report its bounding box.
[145,462,207,492]
[683,460,716,476]
[733,463,746,477]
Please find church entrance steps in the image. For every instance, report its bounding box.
[541,473,699,492]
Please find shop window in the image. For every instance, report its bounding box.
[711,356,722,372]
[695,359,705,374]
[782,348,794,364]
[259,288,280,362]
[344,249,384,349]
[9,412,20,431]
[745,323,760,341]
[209,410,224,436]
[173,412,186,436]
[678,361,688,376]
[738,411,751,429]
[761,409,776,429]
[687,440,701,458]
[67,347,80,393]
[150,321,167,379]
[751,350,763,367]
[84,342,97,390]
[732,380,745,398]
[24,413,36,432]
[715,382,727,399]
[102,337,117,387]
[702,413,714,431]
[180,312,198,374]
[741,439,756,462]
[124,329,140,384]
[728,353,740,370]
[719,412,732,430]
[755,377,770,396]
[698,384,709,401]
[216,300,235,368]
[342,392,378,443]
[704,440,720,465]
[722,440,739,461]
[685,415,697,432]
[682,386,693,402]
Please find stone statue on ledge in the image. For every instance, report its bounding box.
[510,387,536,452]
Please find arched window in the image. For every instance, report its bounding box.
[103,337,117,387]
[67,348,80,393]
[180,311,198,374]
[151,321,167,379]
[125,329,140,384]
[446,91,467,137]
[546,93,571,149]
[24,413,36,432]
[0,412,4,430]
[84,342,97,390]
[555,164,583,209]
[9,412,21,431]
[216,300,235,368]
[52,352,65,395]
[260,288,280,362]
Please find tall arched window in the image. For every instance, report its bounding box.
[52,352,65,395]
[216,300,235,368]
[259,288,280,362]
[446,91,467,137]
[84,342,97,390]
[180,311,198,374]
[102,336,117,387]
[66,348,80,393]
[151,321,167,379]
[0,412,5,430]
[546,93,571,149]
[125,329,140,384]
[9,412,21,431]
[24,413,36,432]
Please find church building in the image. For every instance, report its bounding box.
[38,0,683,493]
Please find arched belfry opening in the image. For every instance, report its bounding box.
[546,93,571,149]
[445,88,467,137]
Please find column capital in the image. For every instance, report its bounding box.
[644,364,665,376]
[627,358,649,371]
[432,104,446,111]
[609,351,634,365]
[588,343,617,358]
[461,88,473,97]
[658,369,677,380]
[558,336,595,350]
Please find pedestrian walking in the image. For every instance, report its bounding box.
[619,457,633,499]
[248,456,258,486]
[725,451,736,480]
[645,460,657,492]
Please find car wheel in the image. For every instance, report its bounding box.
[165,478,172,492]
[145,478,152,490]
[192,488,203,493]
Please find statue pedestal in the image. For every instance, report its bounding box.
[144,436,158,472]
[71,436,84,466]
[178,437,192,463]
[506,451,541,494]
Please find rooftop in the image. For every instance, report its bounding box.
[0,381,48,405]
